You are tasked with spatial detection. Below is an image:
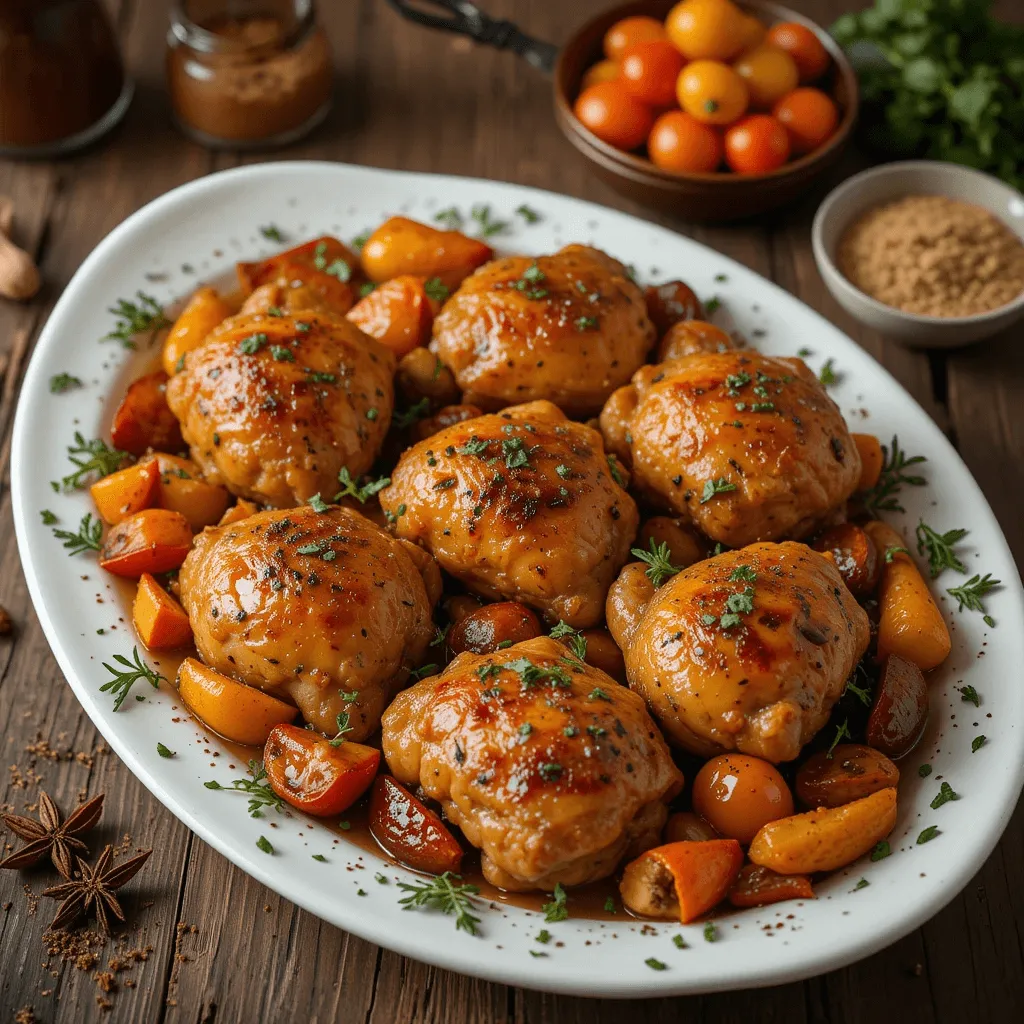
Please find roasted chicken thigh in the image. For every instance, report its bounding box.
[381,637,683,891]
[608,541,869,763]
[430,244,655,417]
[179,505,439,740]
[600,351,861,547]
[379,400,638,628]
[166,310,395,508]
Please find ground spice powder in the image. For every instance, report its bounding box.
[837,195,1024,318]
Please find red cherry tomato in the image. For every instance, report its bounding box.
[368,775,463,875]
[604,15,666,61]
[766,22,830,83]
[724,114,790,174]
[647,111,724,173]
[773,87,839,155]
[620,40,686,108]
[574,80,655,150]
[264,724,380,817]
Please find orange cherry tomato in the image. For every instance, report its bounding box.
[733,44,799,109]
[773,87,839,155]
[724,114,790,174]
[620,40,686,107]
[648,110,724,173]
[676,60,748,126]
[734,14,767,53]
[574,80,655,150]
[368,775,463,875]
[581,58,620,92]
[692,754,795,845]
[766,22,830,83]
[665,0,747,61]
[603,15,665,61]
[264,724,380,817]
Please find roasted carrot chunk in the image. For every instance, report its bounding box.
[162,286,232,376]
[152,452,230,531]
[852,433,884,492]
[99,508,192,578]
[264,724,380,817]
[218,499,260,527]
[110,371,184,456]
[360,216,492,289]
[133,572,193,650]
[728,864,814,908]
[90,459,160,525]
[346,275,436,357]
[368,775,463,875]
[619,839,744,923]
[811,523,880,597]
[176,657,296,745]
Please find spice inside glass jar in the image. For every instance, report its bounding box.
[166,0,333,149]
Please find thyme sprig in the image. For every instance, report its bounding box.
[334,468,391,504]
[860,436,927,514]
[396,872,482,935]
[56,432,130,491]
[204,759,286,818]
[915,521,968,577]
[103,292,170,348]
[99,647,165,711]
[631,538,681,588]
[53,513,103,556]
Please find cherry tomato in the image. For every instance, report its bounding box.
[734,14,767,53]
[691,753,795,844]
[264,724,380,817]
[574,80,655,150]
[665,0,747,61]
[773,87,839,155]
[647,110,724,173]
[724,114,790,174]
[676,60,749,126]
[620,40,686,107]
[766,21,830,83]
[368,775,463,875]
[581,58,620,92]
[733,44,799,109]
[604,15,665,61]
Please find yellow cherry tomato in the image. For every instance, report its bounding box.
[733,44,799,109]
[665,0,747,61]
[676,60,749,126]
[692,754,795,845]
[734,13,767,53]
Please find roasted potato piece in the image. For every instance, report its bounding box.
[99,509,193,578]
[346,275,439,357]
[361,216,492,289]
[90,459,160,525]
[866,655,929,759]
[578,628,627,684]
[110,371,184,456]
[795,744,900,808]
[692,754,795,845]
[163,286,233,377]
[153,452,231,531]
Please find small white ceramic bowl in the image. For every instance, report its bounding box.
[812,160,1024,348]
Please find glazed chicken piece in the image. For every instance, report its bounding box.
[599,351,861,548]
[179,505,440,740]
[381,636,683,891]
[607,541,869,763]
[430,244,655,418]
[379,400,638,628]
[166,310,394,508]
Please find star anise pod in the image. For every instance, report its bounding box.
[42,845,152,934]
[0,792,104,879]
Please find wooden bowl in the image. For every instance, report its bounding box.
[553,0,859,222]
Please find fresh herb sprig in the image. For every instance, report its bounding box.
[100,647,165,711]
[204,759,286,818]
[397,872,482,935]
[53,513,103,555]
[103,292,170,348]
[860,436,926,514]
[947,573,1001,621]
[334,468,391,504]
[49,373,83,394]
[541,882,568,923]
[915,522,968,577]
[56,433,130,491]
[631,538,681,587]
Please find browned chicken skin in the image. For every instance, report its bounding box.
[381,636,683,891]
[166,310,395,508]
[599,351,861,548]
[379,400,639,628]
[607,542,869,763]
[430,245,655,418]
[179,505,439,740]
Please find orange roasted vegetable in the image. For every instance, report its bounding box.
[264,724,380,816]
[447,601,543,656]
[90,459,160,525]
[109,371,184,456]
[237,236,361,316]
[133,572,193,650]
[863,520,951,671]
[217,499,260,527]
[360,216,492,289]
[176,657,297,745]
[411,403,483,443]
[99,508,193,578]
[866,655,929,759]
[346,275,438,357]
[619,839,744,922]
[368,775,463,875]
[795,744,900,808]
[643,280,704,337]
[162,286,232,376]
[728,864,814,908]
[852,433,884,492]
[811,523,880,597]
[664,811,719,844]
[152,452,230,531]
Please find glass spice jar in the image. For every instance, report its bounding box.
[0,0,132,158]
[166,0,334,149]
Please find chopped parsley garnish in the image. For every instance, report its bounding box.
[541,882,568,922]
[100,646,165,712]
[334,467,390,504]
[352,230,371,249]
[536,929,551,944]
[538,762,564,782]
[704,296,721,315]
[589,687,613,702]
[366,407,379,421]
[307,493,330,513]
[397,872,481,935]
[819,359,839,387]
[53,513,103,555]
[550,621,587,661]
[915,521,968,577]
[870,841,891,861]
[631,538,681,587]
[156,742,176,758]
[40,509,58,525]
[434,207,463,230]
[645,958,668,971]
[703,922,718,942]
[393,397,432,430]
[884,545,909,563]
[49,372,83,394]
[917,825,940,844]
[238,332,268,355]
[947,573,1000,617]
[325,258,351,281]
[852,878,870,891]
[58,432,129,490]
[972,735,986,752]
[604,896,617,913]
[700,477,737,503]
[725,372,752,392]
[103,292,170,348]
[860,436,926,514]
[256,835,274,854]
[424,277,449,302]
[328,708,355,747]
[574,315,599,331]
[958,684,980,706]
[516,204,541,224]
[204,758,286,817]
[606,453,626,486]
[930,781,959,809]
[359,282,376,297]
[456,436,491,456]
[918,763,932,777]
[470,203,510,238]
[312,853,328,862]
[502,436,531,470]
[260,224,285,242]
[826,718,852,758]
[312,241,329,269]
[269,345,295,362]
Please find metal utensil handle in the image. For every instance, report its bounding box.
[384,0,558,74]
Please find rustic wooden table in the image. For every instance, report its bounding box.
[1,1,1022,1021]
